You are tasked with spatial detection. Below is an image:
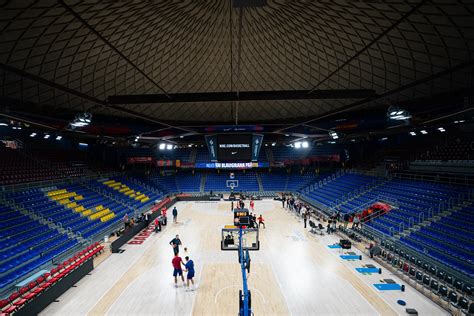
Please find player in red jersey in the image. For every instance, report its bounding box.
[172,253,185,288]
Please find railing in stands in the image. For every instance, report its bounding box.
[361,224,473,286]
[392,171,474,187]
[0,172,120,193]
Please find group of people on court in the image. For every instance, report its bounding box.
[169,234,196,291]
[236,199,265,229]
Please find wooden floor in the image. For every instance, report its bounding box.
[40,200,448,316]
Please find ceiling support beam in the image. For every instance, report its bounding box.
[276,58,474,133]
[108,89,377,104]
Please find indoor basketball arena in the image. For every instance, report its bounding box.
[0,1,473,316]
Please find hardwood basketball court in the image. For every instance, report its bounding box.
[39,200,446,315]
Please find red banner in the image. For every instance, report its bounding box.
[156,159,174,167]
[150,197,171,213]
[127,157,154,164]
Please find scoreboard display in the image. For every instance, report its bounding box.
[234,210,249,218]
[217,134,252,161]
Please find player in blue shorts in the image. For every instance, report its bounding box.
[184,256,195,291]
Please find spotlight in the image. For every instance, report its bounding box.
[437,127,446,132]
[0,123,8,126]
[380,137,388,141]
[387,106,411,120]
[70,112,92,129]
[329,131,339,139]
[285,134,289,137]
[302,141,309,148]
[180,135,184,138]
[188,144,193,147]
[44,134,50,139]
[409,131,416,136]
[420,130,428,135]
[78,142,88,147]
[30,133,37,137]
[271,142,276,147]
[294,142,302,149]
[159,143,166,150]
[166,144,173,150]
[56,136,62,140]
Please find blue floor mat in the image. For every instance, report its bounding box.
[340,255,361,260]
[374,283,402,291]
[328,244,341,249]
[356,267,380,274]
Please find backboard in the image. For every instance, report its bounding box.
[221,228,259,251]
[226,179,239,190]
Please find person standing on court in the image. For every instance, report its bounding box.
[169,234,182,255]
[172,206,178,224]
[154,216,161,233]
[161,207,167,225]
[250,199,255,211]
[171,253,185,288]
[257,214,265,229]
[303,210,308,228]
[184,256,196,291]
[282,196,286,208]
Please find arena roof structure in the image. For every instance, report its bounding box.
[0,0,473,140]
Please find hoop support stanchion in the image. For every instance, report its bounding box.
[238,227,252,316]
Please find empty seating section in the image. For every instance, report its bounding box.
[139,173,178,193]
[377,239,473,315]
[8,184,131,239]
[330,177,473,277]
[97,178,161,208]
[0,242,104,314]
[195,147,210,162]
[47,188,115,222]
[28,146,90,178]
[422,139,473,161]
[204,172,259,192]
[347,180,465,236]
[0,203,77,290]
[259,171,287,191]
[399,203,474,277]
[175,172,202,192]
[0,148,63,185]
[303,174,376,210]
[259,171,324,192]
[287,172,324,192]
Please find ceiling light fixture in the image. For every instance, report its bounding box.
[70,112,92,129]
[387,106,411,121]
